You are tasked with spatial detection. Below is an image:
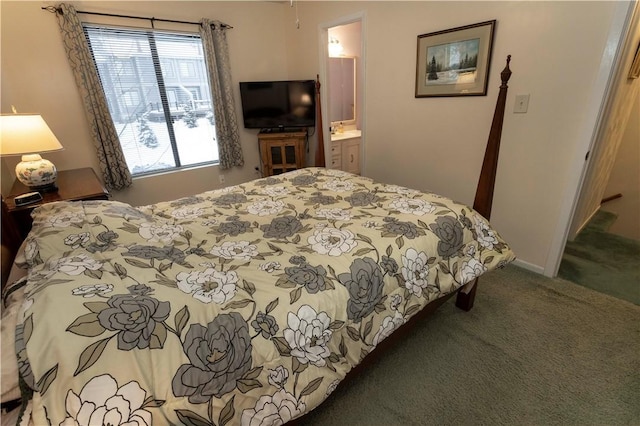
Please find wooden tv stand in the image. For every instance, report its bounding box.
[258,130,307,176]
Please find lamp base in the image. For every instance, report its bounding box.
[28,183,58,193]
[15,154,58,192]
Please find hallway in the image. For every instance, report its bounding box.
[558,210,640,305]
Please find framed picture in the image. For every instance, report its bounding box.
[415,20,496,98]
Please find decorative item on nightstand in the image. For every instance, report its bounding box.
[0,113,64,192]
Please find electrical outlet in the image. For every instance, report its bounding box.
[219,174,225,184]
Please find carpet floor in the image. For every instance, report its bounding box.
[302,265,640,426]
[558,210,640,305]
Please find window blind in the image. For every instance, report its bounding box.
[83,25,218,175]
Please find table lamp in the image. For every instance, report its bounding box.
[0,114,64,192]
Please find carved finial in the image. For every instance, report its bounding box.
[500,55,512,87]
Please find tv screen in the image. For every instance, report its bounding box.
[239,80,316,130]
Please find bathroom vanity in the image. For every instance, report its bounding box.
[329,129,361,175]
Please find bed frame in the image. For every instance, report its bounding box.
[1,197,23,290]
[456,54,512,311]
[0,55,511,422]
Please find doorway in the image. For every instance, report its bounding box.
[554,2,639,304]
[319,13,365,173]
[545,1,638,278]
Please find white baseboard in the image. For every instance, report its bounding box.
[512,258,546,275]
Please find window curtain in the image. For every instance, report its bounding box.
[200,19,244,169]
[55,3,132,190]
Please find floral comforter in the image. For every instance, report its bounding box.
[16,168,514,425]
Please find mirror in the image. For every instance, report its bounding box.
[328,57,356,124]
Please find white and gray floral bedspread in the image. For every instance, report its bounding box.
[15,167,515,425]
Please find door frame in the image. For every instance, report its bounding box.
[545,1,637,277]
[318,11,366,173]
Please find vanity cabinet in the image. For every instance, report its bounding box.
[329,130,361,175]
[258,131,307,176]
[341,137,361,175]
[329,143,342,169]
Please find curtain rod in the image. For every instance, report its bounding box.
[41,6,233,29]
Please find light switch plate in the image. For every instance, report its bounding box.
[514,94,530,113]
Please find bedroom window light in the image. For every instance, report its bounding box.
[83,25,218,176]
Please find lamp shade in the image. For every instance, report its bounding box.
[0,114,64,192]
[0,114,64,155]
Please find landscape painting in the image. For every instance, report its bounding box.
[415,20,495,97]
[425,38,480,86]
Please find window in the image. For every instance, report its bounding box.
[122,89,140,108]
[160,59,175,78]
[186,86,202,100]
[113,59,136,77]
[179,61,197,78]
[84,25,218,176]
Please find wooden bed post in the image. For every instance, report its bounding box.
[456,55,512,311]
[315,74,326,167]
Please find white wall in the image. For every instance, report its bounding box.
[1,1,630,275]
[601,93,640,240]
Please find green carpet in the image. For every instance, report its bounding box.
[559,210,640,305]
[302,265,640,426]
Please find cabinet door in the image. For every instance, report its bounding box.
[258,132,306,176]
[342,138,360,175]
[270,144,284,175]
[268,142,300,175]
[329,141,342,169]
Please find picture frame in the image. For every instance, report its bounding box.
[415,20,496,98]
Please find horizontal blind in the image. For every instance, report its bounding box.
[83,25,218,175]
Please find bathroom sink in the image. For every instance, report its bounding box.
[331,129,361,141]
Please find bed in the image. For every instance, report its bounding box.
[2,58,515,426]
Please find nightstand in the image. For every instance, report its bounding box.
[4,167,109,239]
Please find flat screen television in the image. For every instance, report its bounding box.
[239,80,316,130]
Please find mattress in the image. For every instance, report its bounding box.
[10,168,514,425]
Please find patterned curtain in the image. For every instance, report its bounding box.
[55,3,132,190]
[200,19,244,169]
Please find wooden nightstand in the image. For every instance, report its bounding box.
[4,167,109,239]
